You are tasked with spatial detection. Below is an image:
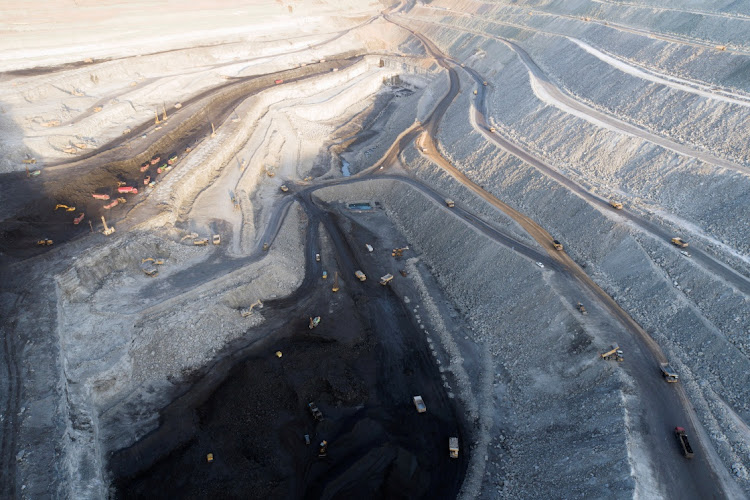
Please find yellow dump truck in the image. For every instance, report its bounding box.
[355,270,366,281]
[610,200,623,210]
[449,437,459,459]
[671,237,688,248]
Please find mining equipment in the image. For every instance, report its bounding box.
[671,237,689,248]
[37,239,53,246]
[483,81,488,86]
[449,437,459,459]
[193,238,209,246]
[92,193,110,200]
[280,185,289,192]
[308,402,323,421]
[140,258,159,277]
[553,240,564,251]
[322,271,328,279]
[73,213,85,225]
[212,234,221,245]
[309,316,321,329]
[240,299,263,317]
[660,363,679,382]
[262,242,269,251]
[674,427,695,458]
[318,440,328,458]
[332,272,340,292]
[355,270,366,281]
[576,302,588,315]
[610,200,623,210]
[315,253,320,262]
[600,345,624,362]
[413,396,427,413]
[380,274,394,285]
[101,216,115,235]
[399,269,408,277]
[55,204,76,212]
[445,199,455,208]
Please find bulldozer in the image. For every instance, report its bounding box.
[600,345,624,362]
[240,299,263,317]
[55,204,76,212]
[332,272,340,292]
[309,316,321,329]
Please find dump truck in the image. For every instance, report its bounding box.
[212,234,221,245]
[674,427,695,458]
[365,244,373,252]
[355,270,366,282]
[552,240,564,251]
[489,127,496,132]
[280,185,289,192]
[413,396,427,413]
[140,260,159,277]
[600,345,624,362]
[473,90,477,95]
[609,200,623,210]
[660,363,679,382]
[315,253,320,262]
[262,242,269,251]
[37,239,53,246]
[308,402,323,421]
[483,81,488,86]
[449,437,459,459]
[380,273,394,285]
[576,302,588,315]
[309,316,321,329]
[445,199,455,208]
[671,237,688,248]
[322,271,328,279]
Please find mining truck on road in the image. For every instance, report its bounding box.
[308,402,323,421]
[449,437,459,459]
[674,427,694,458]
[355,270,366,281]
[600,345,623,362]
[660,363,679,382]
[671,237,689,248]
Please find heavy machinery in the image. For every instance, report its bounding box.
[73,213,85,225]
[489,127,496,132]
[322,271,328,279]
[167,154,178,165]
[22,158,36,164]
[262,242,269,251]
[117,186,138,194]
[483,81,488,86]
[280,185,289,192]
[140,162,150,172]
[671,237,689,248]
[413,396,427,413]
[355,270,366,282]
[143,175,151,185]
[309,316,321,329]
[332,272,340,292]
[308,402,323,421]
[399,269,408,277]
[380,273,394,285]
[315,253,320,262]
[391,246,409,257]
[365,244,373,252]
[445,199,455,208]
[473,90,477,95]
[55,204,76,212]
[609,200,623,210]
[553,240,564,251]
[240,299,263,317]
[716,45,726,51]
[449,437,459,459]
[193,238,209,246]
[660,363,679,382]
[180,232,199,242]
[103,199,119,209]
[206,453,214,463]
[101,216,115,235]
[576,302,588,315]
[92,193,110,200]
[275,79,284,84]
[674,427,695,458]
[212,234,221,245]
[266,168,275,177]
[150,156,161,165]
[37,239,53,246]
[318,440,328,458]
[600,345,624,362]
[140,258,159,277]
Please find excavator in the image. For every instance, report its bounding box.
[55,204,76,212]
[600,345,624,362]
[309,316,321,329]
[332,272,340,292]
[241,299,263,317]
[391,246,409,258]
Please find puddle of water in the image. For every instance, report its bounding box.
[348,203,372,210]
[342,158,351,177]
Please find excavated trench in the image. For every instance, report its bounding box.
[109,202,468,498]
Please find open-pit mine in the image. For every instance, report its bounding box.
[2,0,750,498]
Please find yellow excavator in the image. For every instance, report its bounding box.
[55,204,76,212]
[241,299,263,317]
[332,272,340,292]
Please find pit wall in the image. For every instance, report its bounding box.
[427,66,750,490]
[406,14,750,255]
[54,202,306,498]
[312,179,634,499]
